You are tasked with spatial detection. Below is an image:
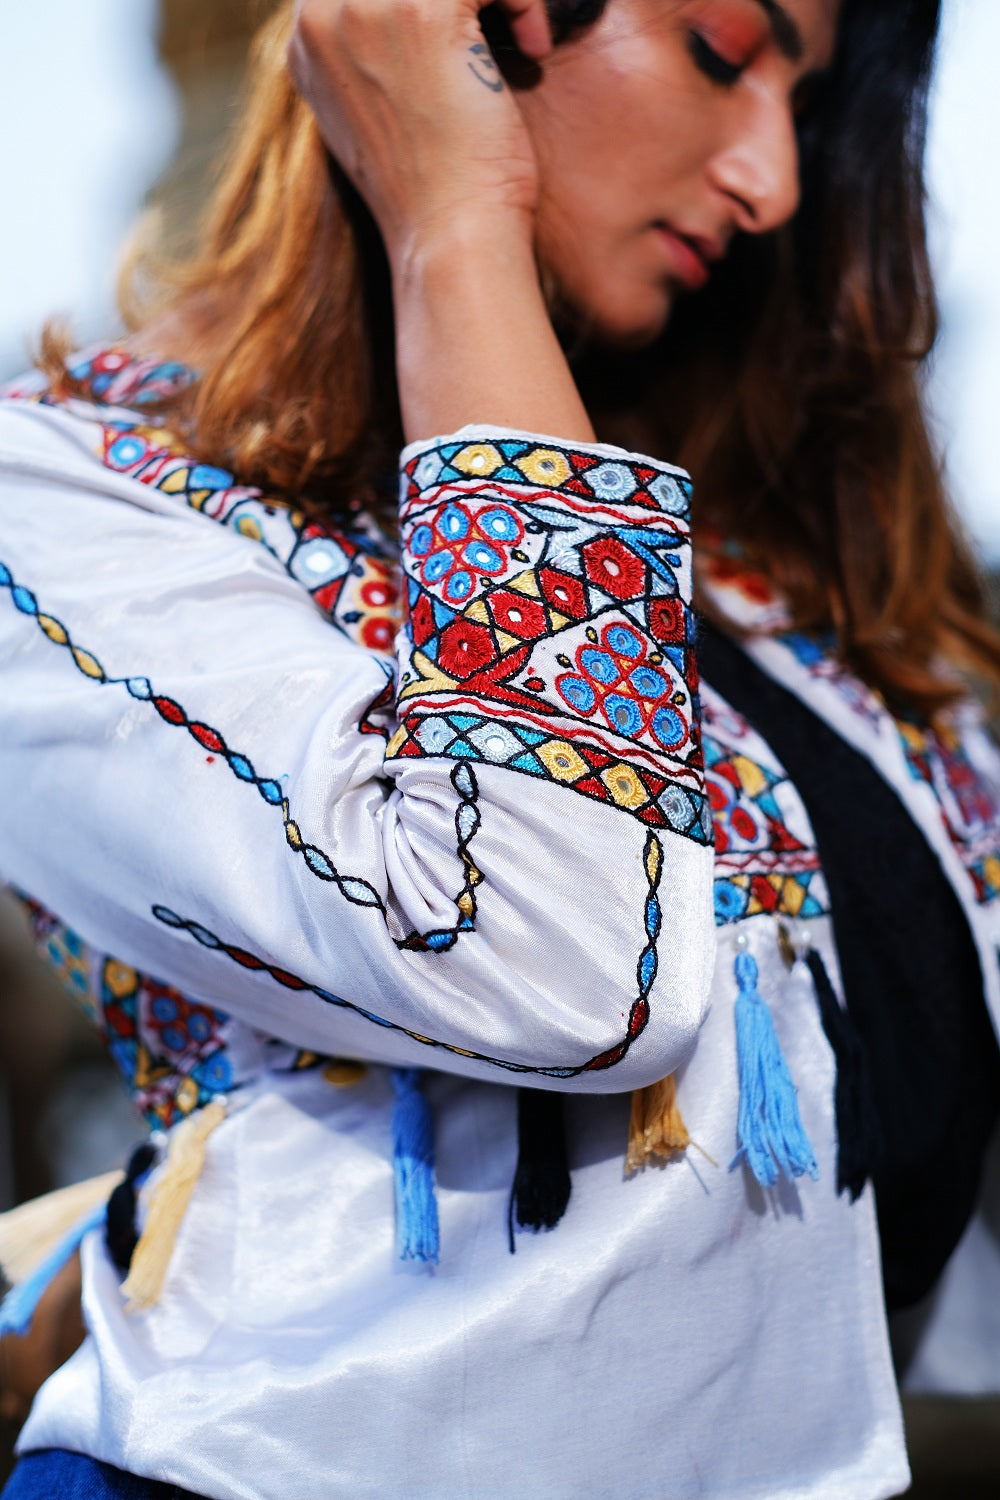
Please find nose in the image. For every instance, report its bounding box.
[706,81,801,235]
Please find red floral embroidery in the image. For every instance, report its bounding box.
[487,590,548,640]
[438,619,499,679]
[582,536,646,601]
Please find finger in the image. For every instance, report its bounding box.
[496,0,553,60]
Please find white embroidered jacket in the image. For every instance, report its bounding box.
[1,349,1000,1500]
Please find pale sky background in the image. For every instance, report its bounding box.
[925,0,1000,562]
[0,0,178,372]
[0,0,997,561]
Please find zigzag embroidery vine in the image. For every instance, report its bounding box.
[0,560,478,953]
[150,827,664,1077]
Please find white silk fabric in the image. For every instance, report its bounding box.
[0,384,927,1498]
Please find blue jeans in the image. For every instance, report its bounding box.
[2,1450,210,1499]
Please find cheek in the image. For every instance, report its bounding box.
[517,21,722,345]
[523,54,716,243]
[521,73,617,211]
[535,202,681,350]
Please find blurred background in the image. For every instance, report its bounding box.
[0,0,277,1205]
[0,0,999,1493]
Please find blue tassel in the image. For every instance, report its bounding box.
[0,1200,106,1337]
[730,949,819,1187]
[391,1068,440,1265]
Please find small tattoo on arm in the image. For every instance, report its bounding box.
[468,43,504,92]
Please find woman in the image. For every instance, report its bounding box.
[2,0,1000,1495]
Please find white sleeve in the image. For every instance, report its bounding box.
[0,402,715,1093]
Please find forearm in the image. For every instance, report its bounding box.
[290,0,584,443]
[391,222,595,447]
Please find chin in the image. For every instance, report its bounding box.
[598,305,675,351]
[556,281,677,353]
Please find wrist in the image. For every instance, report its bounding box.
[389,212,540,297]
[388,207,594,449]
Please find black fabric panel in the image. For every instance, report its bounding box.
[697,618,1000,1310]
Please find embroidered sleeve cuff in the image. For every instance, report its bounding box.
[392,429,710,848]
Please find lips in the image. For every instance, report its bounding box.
[652,223,727,290]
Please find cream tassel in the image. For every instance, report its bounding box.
[625,1074,690,1175]
[0,1172,120,1288]
[122,1100,226,1313]
[323,1059,366,1087]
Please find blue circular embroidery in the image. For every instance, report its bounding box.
[438,504,470,540]
[651,705,686,750]
[604,624,644,659]
[605,694,643,737]
[559,676,597,714]
[479,507,520,541]
[584,462,637,500]
[580,648,619,685]
[629,665,668,699]
[423,550,452,582]
[463,540,503,572]
[445,570,474,603]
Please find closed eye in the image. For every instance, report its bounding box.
[688,31,745,87]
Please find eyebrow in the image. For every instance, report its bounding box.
[751,0,805,63]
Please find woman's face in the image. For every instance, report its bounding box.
[520,0,841,346]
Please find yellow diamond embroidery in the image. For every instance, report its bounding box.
[732,753,768,799]
[601,764,648,809]
[135,426,176,449]
[537,740,587,782]
[175,1075,200,1114]
[324,1060,367,1087]
[514,448,571,486]
[71,647,104,680]
[104,960,138,998]
[236,515,263,541]
[898,722,923,754]
[451,443,503,476]
[779,877,806,916]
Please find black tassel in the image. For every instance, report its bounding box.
[507,1089,572,1253]
[105,1141,158,1272]
[805,948,881,1202]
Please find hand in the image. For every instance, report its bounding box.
[290,0,592,446]
[288,0,553,265]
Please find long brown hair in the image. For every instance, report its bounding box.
[40,0,1000,714]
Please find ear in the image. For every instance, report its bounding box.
[478,3,544,88]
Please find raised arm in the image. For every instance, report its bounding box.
[287,0,595,443]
